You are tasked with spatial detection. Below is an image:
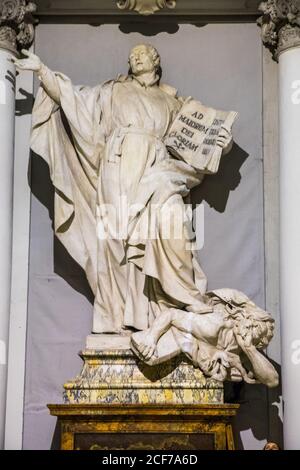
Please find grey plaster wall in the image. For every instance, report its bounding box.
[23,23,279,450]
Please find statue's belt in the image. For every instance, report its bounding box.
[106,126,163,163]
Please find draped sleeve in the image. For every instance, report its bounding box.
[30,68,114,293]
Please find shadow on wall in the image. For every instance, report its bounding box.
[6,69,16,93]
[51,421,61,450]
[116,22,208,36]
[225,359,283,450]
[119,22,180,35]
[15,87,34,116]
[191,142,249,213]
[87,22,180,35]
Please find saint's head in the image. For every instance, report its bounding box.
[128,44,161,77]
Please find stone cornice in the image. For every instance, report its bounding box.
[0,0,37,55]
[258,1,300,59]
[34,1,261,22]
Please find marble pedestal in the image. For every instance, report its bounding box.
[63,334,224,405]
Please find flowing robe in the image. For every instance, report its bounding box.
[31,68,215,334]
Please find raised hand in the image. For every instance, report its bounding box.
[234,319,254,350]
[11,49,42,73]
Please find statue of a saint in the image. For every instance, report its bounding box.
[14,44,232,331]
[13,44,278,387]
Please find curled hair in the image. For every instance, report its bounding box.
[206,291,275,351]
[227,306,274,349]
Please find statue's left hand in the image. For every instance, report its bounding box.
[217,126,233,154]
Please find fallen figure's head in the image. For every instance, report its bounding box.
[131,288,279,388]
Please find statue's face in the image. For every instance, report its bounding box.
[129,45,155,76]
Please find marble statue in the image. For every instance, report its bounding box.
[13,44,278,388]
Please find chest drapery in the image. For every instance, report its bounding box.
[30,72,202,300]
[98,78,184,226]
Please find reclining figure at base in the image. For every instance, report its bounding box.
[131,288,279,388]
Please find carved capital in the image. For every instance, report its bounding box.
[258,1,300,59]
[117,0,176,16]
[0,0,37,55]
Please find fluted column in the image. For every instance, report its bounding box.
[259,0,300,450]
[0,0,36,449]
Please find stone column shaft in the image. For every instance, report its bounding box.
[0,0,36,449]
[0,46,16,451]
[259,0,300,450]
[279,43,300,451]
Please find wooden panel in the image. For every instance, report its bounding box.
[50,404,239,450]
[74,432,215,450]
[61,429,74,451]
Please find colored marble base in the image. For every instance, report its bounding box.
[63,348,223,405]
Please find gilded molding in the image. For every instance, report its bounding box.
[0,0,37,55]
[116,0,176,16]
[48,403,240,450]
[258,0,300,59]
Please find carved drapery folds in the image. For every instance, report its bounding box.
[117,0,176,16]
[0,0,37,54]
[258,0,300,59]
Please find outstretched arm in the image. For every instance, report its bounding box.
[12,50,61,104]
